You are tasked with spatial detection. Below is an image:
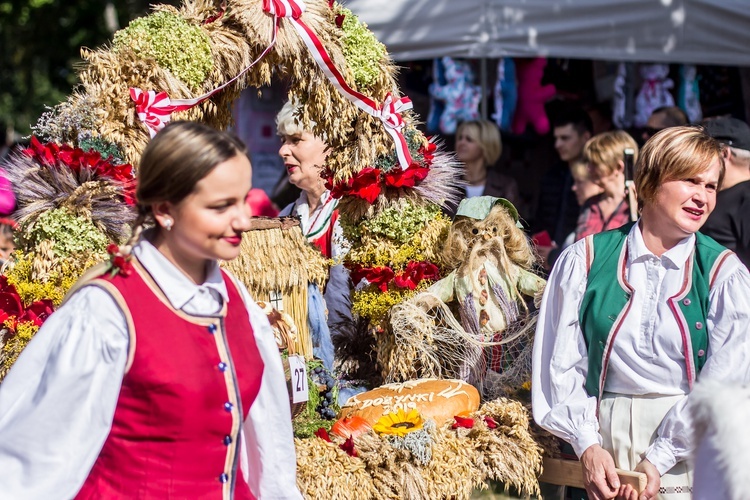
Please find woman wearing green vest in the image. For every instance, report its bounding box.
[532,126,750,500]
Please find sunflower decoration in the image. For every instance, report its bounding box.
[373,409,436,466]
[373,408,424,437]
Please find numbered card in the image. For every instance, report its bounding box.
[288,355,309,404]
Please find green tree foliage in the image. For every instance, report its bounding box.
[0,0,179,136]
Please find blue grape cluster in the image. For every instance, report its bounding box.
[312,366,337,420]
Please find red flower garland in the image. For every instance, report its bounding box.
[23,136,137,205]
[349,261,440,292]
[323,139,435,204]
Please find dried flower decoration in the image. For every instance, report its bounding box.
[105,243,133,278]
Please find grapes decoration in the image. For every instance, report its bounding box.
[312,365,338,420]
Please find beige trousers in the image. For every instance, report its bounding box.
[599,393,692,499]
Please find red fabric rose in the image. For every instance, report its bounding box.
[483,416,498,429]
[328,178,352,200]
[451,415,475,429]
[394,261,440,290]
[112,255,133,276]
[22,136,59,166]
[418,140,437,166]
[384,163,429,189]
[107,243,133,277]
[19,299,55,327]
[349,265,395,292]
[0,291,23,319]
[0,275,17,294]
[314,427,332,442]
[339,435,357,457]
[348,168,382,204]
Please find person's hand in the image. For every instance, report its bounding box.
[580,444,620,500]
[615,483,637,500]
[634,459,660,500]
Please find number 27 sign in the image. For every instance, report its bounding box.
[288,355,309,404]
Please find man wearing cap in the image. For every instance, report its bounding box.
[701,116,750,268]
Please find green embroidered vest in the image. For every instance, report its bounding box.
[579,223,729,400]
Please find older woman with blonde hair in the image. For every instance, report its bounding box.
[276,101,343,260]
[275,101,351,369]
[533,126,750,500]
[575,130,639,241]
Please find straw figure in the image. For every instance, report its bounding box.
[386,197,546,397]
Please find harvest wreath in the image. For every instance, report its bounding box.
[0,1,549,498]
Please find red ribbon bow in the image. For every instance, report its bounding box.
[378,93,414,169]
[130,88,192,138]
[379,93,410,130]
[262,0,305,19]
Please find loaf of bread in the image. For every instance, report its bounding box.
[339,378,480,426]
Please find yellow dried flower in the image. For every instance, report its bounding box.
[352,287,421,322]
[0,321,40,381]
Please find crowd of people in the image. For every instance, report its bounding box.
[0,91,748,499]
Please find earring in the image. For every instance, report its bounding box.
[163,219,173,231]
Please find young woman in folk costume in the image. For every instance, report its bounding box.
[533,126,750,500]
[0,121,302,499]
[276,101,351,369]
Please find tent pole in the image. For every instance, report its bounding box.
[480,57,488,120]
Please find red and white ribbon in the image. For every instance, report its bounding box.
[131,0,414,170]
[130,13,279,138]
[280,0,414,169]
[262,0,304,18]
[378,93,413,168]
[130,88,201,137]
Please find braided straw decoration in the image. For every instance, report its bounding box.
[221,218,329,360]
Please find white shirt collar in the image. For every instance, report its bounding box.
[297,190,331,211]
[628,221,695,269]
[132,237,229,310]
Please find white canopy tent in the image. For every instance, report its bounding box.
[344,0,750,66]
